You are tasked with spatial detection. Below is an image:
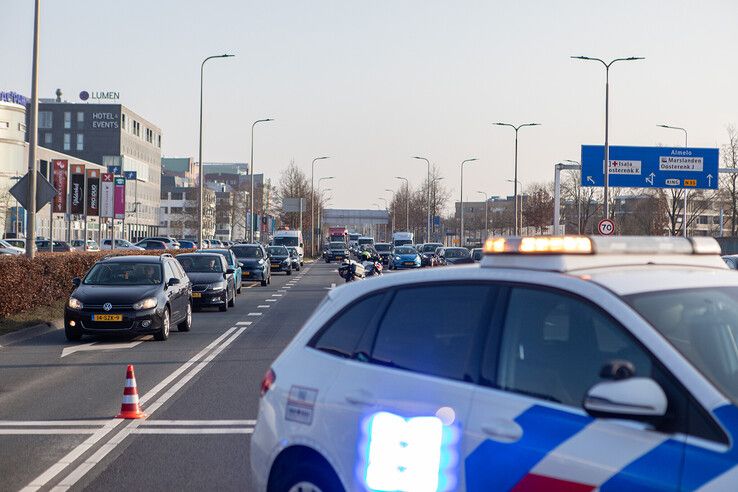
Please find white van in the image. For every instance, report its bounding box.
[392,231,414,247]
[273,230,304,265]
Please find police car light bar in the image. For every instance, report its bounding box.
[483,236,721,256]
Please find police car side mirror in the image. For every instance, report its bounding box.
[584,377,667,421]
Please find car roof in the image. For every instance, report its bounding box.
[178,252,222,258]
[100,255,163,263]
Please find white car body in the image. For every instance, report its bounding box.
[273,230,304,265]
[99,239,144,250]
[251,237,738,492]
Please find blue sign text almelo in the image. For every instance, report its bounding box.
[581,145,719,190]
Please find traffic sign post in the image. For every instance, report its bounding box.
[581,145,719,190]
[598,218,615,236]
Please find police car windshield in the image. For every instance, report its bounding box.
[395,246,416,255]
[84,262,162,285]
[626,287,738,405]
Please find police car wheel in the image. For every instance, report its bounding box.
[270,462,343,492]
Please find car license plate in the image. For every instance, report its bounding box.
[271,262,280,267]
[192,292,202,298]
[243,272,250,277]
[93,314,122,321]
[404,262,415,266]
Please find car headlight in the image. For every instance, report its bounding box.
[395,256,401,261]
[258,259,264,265]
[209,282,226,292]
[133,297,158,310]
[68,297,83,310]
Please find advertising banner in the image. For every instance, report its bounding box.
[100,173,114,218]
[114,177,126,220]
[70,164,86,215]
[86,169,100,217]
[52,160,68,213]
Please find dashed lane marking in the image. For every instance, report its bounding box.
[236,321,252,326]
[257,305,270,308]
[247,312,262,316]
[265,299,277,302]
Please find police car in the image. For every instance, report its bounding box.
[251,236,738,491]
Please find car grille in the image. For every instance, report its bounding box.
[84,304,134,310]
[192,285,208,292]
[81,320,135,330]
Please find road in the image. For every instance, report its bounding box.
[0,260,341,491]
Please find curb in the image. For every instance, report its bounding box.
[0,318,63,347]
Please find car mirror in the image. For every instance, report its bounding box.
[72,277,81,288]
[226,268,235,274]
[238,262,244,268]
[584,377,667,421]
[167,277,181,287]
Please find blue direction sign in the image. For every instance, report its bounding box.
[581,145,719,189]
[107,165,122,175]
[123,171,137,180]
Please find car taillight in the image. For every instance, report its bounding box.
[260,368,276,397]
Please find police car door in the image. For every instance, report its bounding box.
[322,283,498,491]
[465,285,687,491]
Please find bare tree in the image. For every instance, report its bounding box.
[522,182,554,234]
[560,170,600,234]
[720,126,738,236]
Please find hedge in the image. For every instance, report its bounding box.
[0,250,195,318]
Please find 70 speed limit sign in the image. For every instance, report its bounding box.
[598,219,615,236]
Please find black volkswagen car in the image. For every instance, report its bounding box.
[231,243,271,286]
[176,253,235,312]
[267,245,293,275]
[437,247,475,266]
[64,254,192,342]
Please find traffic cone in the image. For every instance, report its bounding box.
[116,364,146,419]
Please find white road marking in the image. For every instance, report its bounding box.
[265,299,276,302]
[60,338,148,358]
[257,305,270,308]
[0,420,109,426]
[140,419,256,426]
[272,294,283,297]
[23,327,240,491]
[236,321,252,326]
[0,429,98,435]
[131,428,253,435]
[49,327,249,491]
[248,312,262,316]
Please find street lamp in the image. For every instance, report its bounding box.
[249,118,274,243]
[493,122,540,235]
[572,55,644,221]
[657,124,689,237]
[506,179,523,234]
[198,53,234,248]
[413,156,432,243]
[395,176,409,231]
[310,156,329,256]
[459,158,478,246]
[25,0,40,257]
[477,191,489,241]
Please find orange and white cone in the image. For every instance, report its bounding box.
[116,364,146,419]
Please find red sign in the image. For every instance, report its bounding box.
[52,160,68,213]
[86,169,100,217]
[598,219,615,236]
[114,177,126,220]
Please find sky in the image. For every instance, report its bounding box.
[3,0,738,212]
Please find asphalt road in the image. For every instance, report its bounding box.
[0,260,341,492]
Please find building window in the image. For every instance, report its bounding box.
[121,113,126,131]
[38,111,52,129]
[17,122,26,132]
[44,132,52,145]
[77,112,84,128]
[76,133,84,151]
[157,134,161,148]
[64,112,71,129]
[63,133,71,151]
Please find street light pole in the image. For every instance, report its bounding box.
[395,177,409,231]
[198,53,234,249]
[413,156,431,243]
[459,158,478,246]
[572,55,644,222]
[493,122,540,235]
[430,177,443,241]
[25,0,41,257]
[316,176,333,249]
[657,124,689,237]
[310,156,329,257]
[249,118,274,243]
[506,179,523,234]
[477,191,489,241]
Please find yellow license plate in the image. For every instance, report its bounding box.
[243,272,250,277]
[93,314,122,322]
[192,292,202,298]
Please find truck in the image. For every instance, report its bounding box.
[273,229,304,265]
[392,231,414,247]
[328,227,348,245]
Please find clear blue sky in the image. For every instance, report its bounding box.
[3,0,737,210]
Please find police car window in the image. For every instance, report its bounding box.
[309,294,384,359]
[496,287,653,407]
[370,285,495,381]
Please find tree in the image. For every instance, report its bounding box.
[522,183,554,234]
[560,170,600,234]
[720,126,738,236]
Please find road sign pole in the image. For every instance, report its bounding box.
[603,66,610,221]
[25,0,41,257]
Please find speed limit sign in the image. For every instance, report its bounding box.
[598,219,615,236]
